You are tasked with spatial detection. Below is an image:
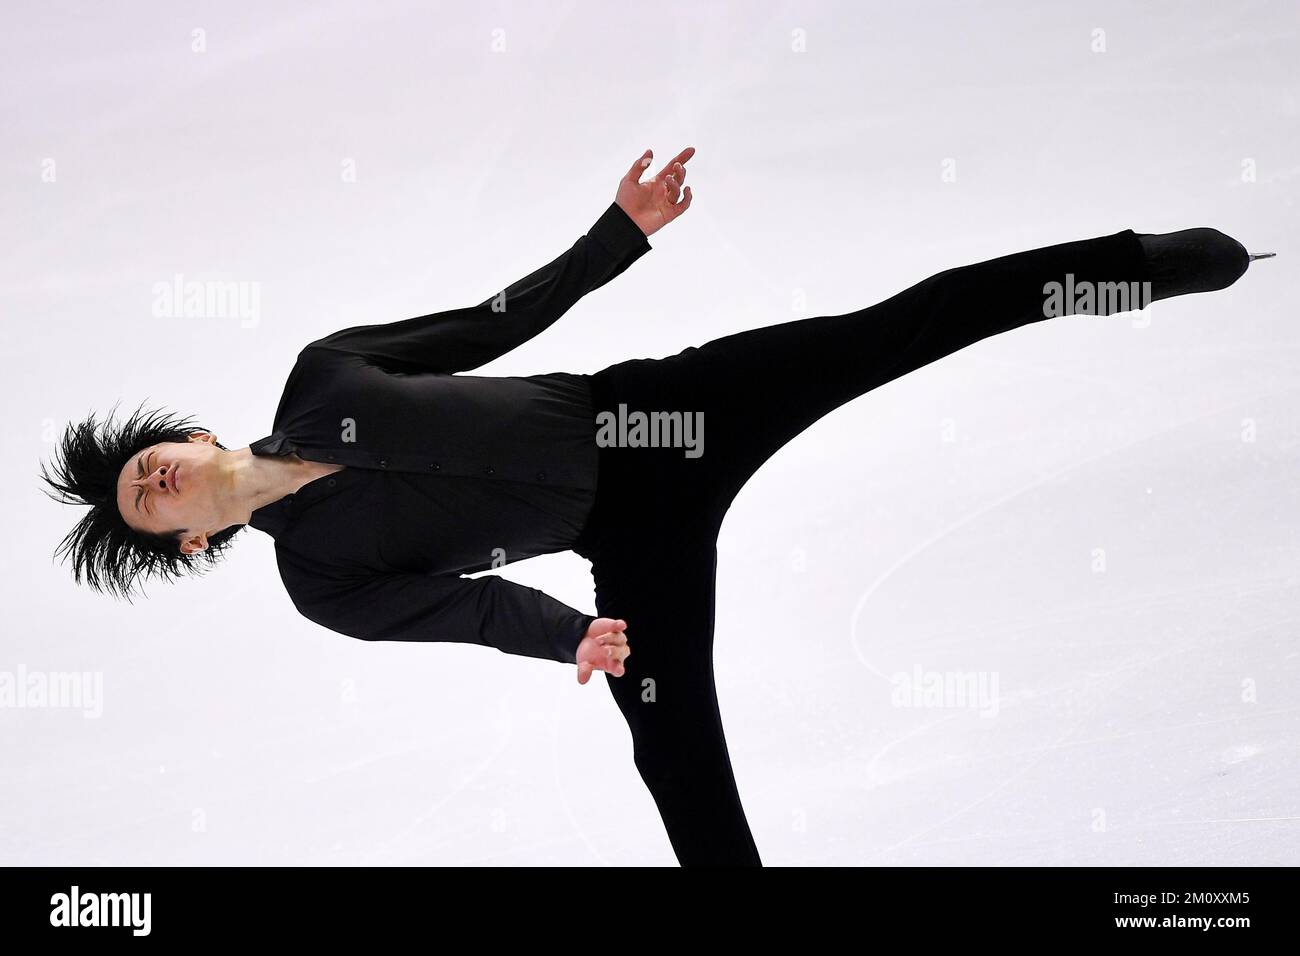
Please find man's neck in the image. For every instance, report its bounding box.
[223,447,329,525]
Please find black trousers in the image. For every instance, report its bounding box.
[572,227,1150,865]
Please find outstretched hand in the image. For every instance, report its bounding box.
[576,618,631,685]
[615,146,695,238]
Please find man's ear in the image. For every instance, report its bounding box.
[188,432,218,446]
[180,531,210,556]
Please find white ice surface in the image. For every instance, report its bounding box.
[2,0,1297,865]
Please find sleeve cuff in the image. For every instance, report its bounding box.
[588,201,651,261]
[555,612,597,665]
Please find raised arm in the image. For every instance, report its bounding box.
[300,146,695,375]
[286,566,630,682]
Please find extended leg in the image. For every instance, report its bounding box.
[595,227,1155,510]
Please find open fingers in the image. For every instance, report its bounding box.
[654,146,694,182]
[663,184,692,223]
[661,160,688,198]
[663,171,681,203]
[622,149,655,184]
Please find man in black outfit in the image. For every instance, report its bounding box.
[42,144,1264,865]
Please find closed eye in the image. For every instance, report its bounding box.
[134,450,155,516]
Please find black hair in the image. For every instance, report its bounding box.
[38,400,245,601]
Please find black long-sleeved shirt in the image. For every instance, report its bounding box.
[245,201,651,664]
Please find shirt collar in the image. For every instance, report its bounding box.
[250,431,293,457]
[247,498,291,539]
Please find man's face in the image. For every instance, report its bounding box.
[115,433,226,552]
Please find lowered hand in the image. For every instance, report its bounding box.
[576,618,631,685]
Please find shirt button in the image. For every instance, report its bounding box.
[378,458,388,468]
[536,470,547,480]
[430,462,441,471]
[327,478,336,488]
[485,465,496,476]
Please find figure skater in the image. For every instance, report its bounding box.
[41,146,1272,865]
